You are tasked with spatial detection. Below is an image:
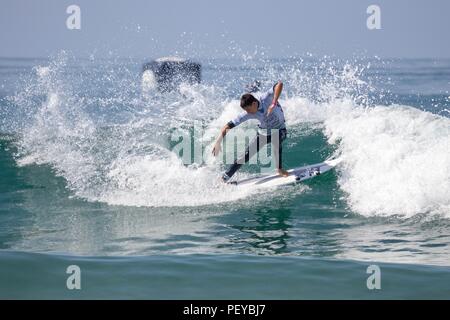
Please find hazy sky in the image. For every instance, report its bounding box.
[1,0,450,59]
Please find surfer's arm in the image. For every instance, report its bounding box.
[267,81,283,115]
[212,123,232,157]
[212,113,251,156]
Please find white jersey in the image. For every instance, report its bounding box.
[229,84,286,130]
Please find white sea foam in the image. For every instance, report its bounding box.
[279,95,450,217]
[323,102,450,218]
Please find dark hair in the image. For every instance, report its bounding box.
[240,93,258,109]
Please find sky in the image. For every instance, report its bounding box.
[1,0,450,59]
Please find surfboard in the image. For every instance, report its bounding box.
[228,157,342,188]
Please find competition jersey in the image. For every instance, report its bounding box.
[229,84,286,131]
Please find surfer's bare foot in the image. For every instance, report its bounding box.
[221,173,231,183]
[277,168,289,177]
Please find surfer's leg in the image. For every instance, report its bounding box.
[224,133,267,180]
[272,129,287,174]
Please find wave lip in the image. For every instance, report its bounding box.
[323,102,450,218]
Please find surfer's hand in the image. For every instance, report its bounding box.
[266,103,276,116]
[277,168,289,177]
[212,142,221,157]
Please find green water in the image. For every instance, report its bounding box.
[1,252,450,299]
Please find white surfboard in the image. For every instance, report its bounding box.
[229,157,342,188]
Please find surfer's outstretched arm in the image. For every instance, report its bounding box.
[267,81,283,116]
[212,123,232,157]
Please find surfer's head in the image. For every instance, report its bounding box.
[240,93,259,114]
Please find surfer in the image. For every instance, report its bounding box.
[212,81,289,183]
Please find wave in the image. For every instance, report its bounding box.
[324,101,450,218]
[4,53,449,218]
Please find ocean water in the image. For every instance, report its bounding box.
[0,54,449,299]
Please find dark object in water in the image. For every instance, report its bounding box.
[245,80,261,93]
[142,57,201,92]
